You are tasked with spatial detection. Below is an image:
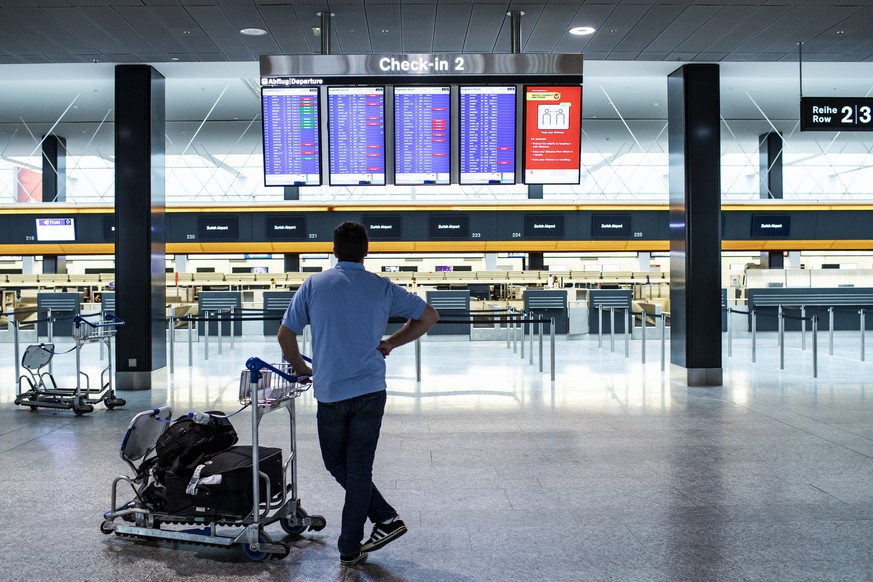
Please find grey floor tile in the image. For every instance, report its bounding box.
[2,335,873,580]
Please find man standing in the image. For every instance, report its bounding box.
[278,221,439,566]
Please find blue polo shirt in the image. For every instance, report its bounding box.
[281,262,427,403]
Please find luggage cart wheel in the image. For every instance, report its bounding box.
[308,515,327,532]
[241,531,273,562]
[104,396,126,410]
[280,506,309,536]
[100,520,115,535]
[73,398,94,416]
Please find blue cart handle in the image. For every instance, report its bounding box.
[73,313,126,329]
[245,355,312,384]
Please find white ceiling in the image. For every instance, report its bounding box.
[1,1,872,158]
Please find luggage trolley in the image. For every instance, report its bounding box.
[100,357,326,561]
[15,313,126,414]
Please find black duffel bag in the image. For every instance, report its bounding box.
[164,446,283,519]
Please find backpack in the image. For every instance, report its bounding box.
[154,411,238,475]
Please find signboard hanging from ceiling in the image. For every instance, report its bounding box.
[800,97,873,131]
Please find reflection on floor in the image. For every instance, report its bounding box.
[2,330,873,582]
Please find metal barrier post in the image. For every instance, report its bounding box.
[641,312,647,364]
[812,315,818,378]
[624,308,630,358]
[11,309,20,389]
[659,314,666,372]
[861,309,866,363]
[204,311,210,361]
[779,308,785,370]
[506,310,510,349]
[752,309,757,364]
[538,315,544,373]
[550,317,555,381]
[529,313,534,365]
[727,307,733,358]
[801,305,807,351]
[187,313,193,364]
[415,336,421,382]
[168,306,175,375]
[47,307,54,375]
[520,313,525,360]
[598,305,603,348]
[230,306,235,351]
[777,305,782,348]
[217,309,224,355]
[829,307,834,356]
[609,307,615,353]
[512,313,518,354]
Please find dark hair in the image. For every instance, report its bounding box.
[333,221,369,262]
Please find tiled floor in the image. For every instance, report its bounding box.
[2,324,873,581]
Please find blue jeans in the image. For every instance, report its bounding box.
[316,390,397,555]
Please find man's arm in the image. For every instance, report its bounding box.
[378,304,439,357]
[277,324,313,377]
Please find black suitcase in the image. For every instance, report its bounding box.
[165,446,283,519]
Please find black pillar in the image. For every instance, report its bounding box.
[667,64,723,387]
[284,254,300,272]
[528,184,543,199]
[43,256,67,275]
[759,132,783,200]
[115,65,167,389]
[528,253,544,270]
[42,135,66,202]
[283,186,299,201]
[761,252,784,269]
[760,132,784,267]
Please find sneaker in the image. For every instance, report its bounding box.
[360,518,407,553]
[340,549,368,566]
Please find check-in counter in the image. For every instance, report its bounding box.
[263,291,295,336]
[426,290,470,336]
[523,289,568,334]
[37,291,82,337]
[747,287,873,331]
[582,289,632,334]
[198,291,242,337]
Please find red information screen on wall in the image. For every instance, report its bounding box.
[523,86,582,185]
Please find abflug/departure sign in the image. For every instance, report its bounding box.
[801,97,873,131]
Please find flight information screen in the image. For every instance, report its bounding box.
[261,87,321,186]
[394,86,451,185]
[328,87,386,185]
[459,86,516,185]
[524,86,582,184]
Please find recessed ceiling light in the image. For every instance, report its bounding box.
[240,27,267,36]
[171,57,180,61]
[569,26,596,36]
[836,30,845,35]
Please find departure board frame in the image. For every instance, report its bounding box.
[259,53,583,188]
